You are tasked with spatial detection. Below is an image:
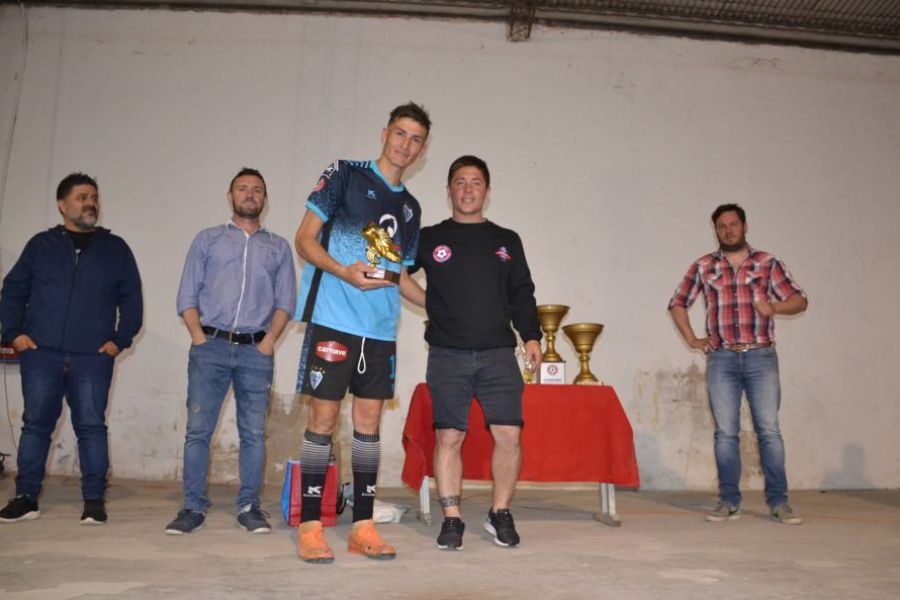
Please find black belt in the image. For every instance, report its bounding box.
[202,326,266,345]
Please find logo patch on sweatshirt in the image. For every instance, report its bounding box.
[433,245,452,263]
[495,246,511,262]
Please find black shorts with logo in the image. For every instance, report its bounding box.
[296,323,396,400]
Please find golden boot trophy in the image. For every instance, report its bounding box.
[362,221,402,283]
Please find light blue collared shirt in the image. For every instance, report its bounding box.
[177,221,296,332]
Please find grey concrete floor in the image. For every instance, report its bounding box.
[0,477,898,599]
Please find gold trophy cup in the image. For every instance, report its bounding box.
[362,222,401,283]
[536,304,569,362]
[562,323,604,384]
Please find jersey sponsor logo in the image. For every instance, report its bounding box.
[379,214,398,238]
[313,161,339,193]
[316,341,348,362]
[433,245,452,263]
[309,367,324,389]
[495,246,512,262]
[403,203,413,222]
[367,189,377,200]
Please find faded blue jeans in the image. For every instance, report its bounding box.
[15,348,114,501]
[181,337,273,513]
[707,347,788,508]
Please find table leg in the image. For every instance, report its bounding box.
[418,477,432,525]
[594,482,621,527]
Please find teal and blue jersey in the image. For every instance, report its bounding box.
[295,160,421,341]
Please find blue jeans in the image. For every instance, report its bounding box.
[181,337,273,512]
[707,347,788,508]
[16,348,114,500]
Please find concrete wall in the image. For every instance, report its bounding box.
[0,5,898,493]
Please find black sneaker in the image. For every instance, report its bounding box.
[236,504,271,534]
[436,517,465,550]
[484,508,520,547]
[0,495,40,523]
[80,499,107,525]
[165,509,205,535]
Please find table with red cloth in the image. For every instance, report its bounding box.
[401,382,640,525]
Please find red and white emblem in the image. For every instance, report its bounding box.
[312,177,326,193]
[433,245,452,263]
[495,246,511,262]
[316,341,348,362]
[547,364,559,375]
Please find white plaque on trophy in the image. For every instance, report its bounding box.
[540,361,566,384]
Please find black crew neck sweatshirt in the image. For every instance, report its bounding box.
[414,219,541,349]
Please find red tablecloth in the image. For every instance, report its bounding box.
[401,383,640,489]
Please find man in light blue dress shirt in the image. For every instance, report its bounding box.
[165,168,296,535]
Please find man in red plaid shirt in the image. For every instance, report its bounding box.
[668,203,807,525]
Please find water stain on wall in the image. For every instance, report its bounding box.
[633,361,763,491]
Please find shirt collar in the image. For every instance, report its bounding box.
[226,220,271,237]
[712,244,759,261]
[369,160,405,193]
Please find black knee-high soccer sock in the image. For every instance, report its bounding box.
[299,429,332,523]
[352,430,380,522]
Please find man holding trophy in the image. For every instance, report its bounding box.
[293,102,431,563]
[406,155,542,551]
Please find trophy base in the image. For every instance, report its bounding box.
[365,269,400,284]
[539,361,566,385]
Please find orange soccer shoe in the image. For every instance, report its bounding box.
[347,519,396,560]
[297,521,335,564]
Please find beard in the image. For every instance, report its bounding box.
[70,208,98,230]
[719,237,747,253]
[233,200,262,219]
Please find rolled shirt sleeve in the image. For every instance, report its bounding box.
[668,261,702,310]
[176,231,208,317]
[273,238,297,315]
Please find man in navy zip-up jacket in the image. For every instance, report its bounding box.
[0,172,143,526]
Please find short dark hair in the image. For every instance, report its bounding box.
[388,102,431,134]
[447,155,490,188]
[229,167,267,195]
[711,203,746,224]
[56,172,98,200]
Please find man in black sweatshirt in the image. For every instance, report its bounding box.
[403,155,542,551]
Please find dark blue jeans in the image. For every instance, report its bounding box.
[181,337,273,513]
[16,348,114,500]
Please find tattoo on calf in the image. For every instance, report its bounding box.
[440,495,461,508]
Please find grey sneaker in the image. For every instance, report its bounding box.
[705,502,741,522]
[771,503,803,525]
[165,509,205,534]
[0,496,40,523]
[237,504,271,534]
